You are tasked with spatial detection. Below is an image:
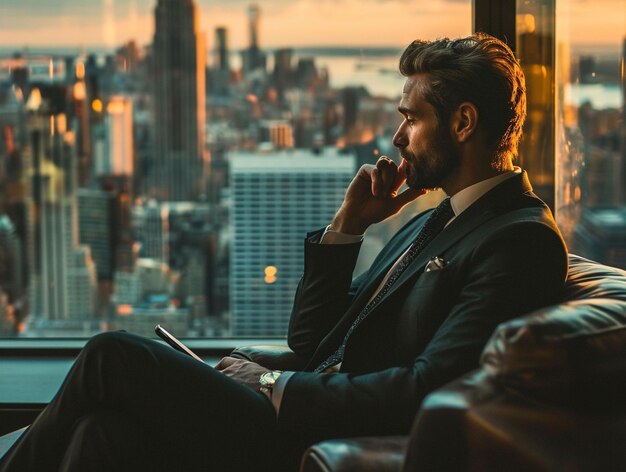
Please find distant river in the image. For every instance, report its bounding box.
[564,83,623,109]
[314,54,404,99]
[314,53,623,110]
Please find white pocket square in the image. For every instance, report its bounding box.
[424,256,447,272]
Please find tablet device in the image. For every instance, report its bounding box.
[155,324,204,363]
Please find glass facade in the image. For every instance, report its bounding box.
[0,1,471,338]
[230,152,353,337]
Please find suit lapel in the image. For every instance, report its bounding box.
[347,208,434,312]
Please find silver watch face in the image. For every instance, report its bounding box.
[260,370,281,387]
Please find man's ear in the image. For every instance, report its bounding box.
[450,102,479,143]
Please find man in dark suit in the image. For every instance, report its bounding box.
[0,33,567,471]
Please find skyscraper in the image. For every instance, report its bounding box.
[273,48,294,98]
[248,4,260,51]
[27,94,97,322]
[151,0,206,201]
[135,201,169,262]
[94,96,133,177]
[78,188,114,281]
[230,149,354,336]
[0,215,23,312]
[243,4,266,73]
[214,27,230,72]
[76,61,94,187]
[0,82,30,314]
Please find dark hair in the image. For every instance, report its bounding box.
[399,33,526,163]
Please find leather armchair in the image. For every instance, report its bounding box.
[232,254,626,471]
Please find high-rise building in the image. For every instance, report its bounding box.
[110,180,136,273]
[167,202,213,321]
[342,87,361,138]
[273,48,293,96]
[115,40,142,73]
[0,87,30,306]
[66,246,97,318]
[209,26,232,98]
[94,96,133,177]
[296,58,318,87]
[77,186,121,315]
[242,4,266,74]
[70,59,94,187]
[214,27,230,72]
[151,0,206,201]
[134,201,169,262]
[78,188,114,280]
[259,120,294,149]
[0,215,23,310]
[27,96,97,322]
[248,4,260,50]
[230,149,355,336]
[0,291,14,335]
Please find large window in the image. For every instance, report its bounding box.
[554,0,626,268]
[516,0,625,270]
[0,1,471,338]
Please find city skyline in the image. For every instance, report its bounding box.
[1,0,623,52]
[0,0,623,337]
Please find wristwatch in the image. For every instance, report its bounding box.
[259,370,282,395]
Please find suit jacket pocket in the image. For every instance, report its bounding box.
[412,265,452,290]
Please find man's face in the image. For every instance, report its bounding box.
[392,74,460,191]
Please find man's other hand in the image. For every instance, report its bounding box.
[331,156,424,235]
[215,356,268,392]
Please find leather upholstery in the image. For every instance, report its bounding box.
[300,436,408,472]
[481,254,626,407]
[406,369,626,471]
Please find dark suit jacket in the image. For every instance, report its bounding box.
[278,171,568,443]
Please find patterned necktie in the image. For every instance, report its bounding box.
[314,197,454,373]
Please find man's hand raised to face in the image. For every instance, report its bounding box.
[330,156,425,235]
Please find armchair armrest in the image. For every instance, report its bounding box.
[406,369,626,472]
[300,436,408,472]
[230,345,308,371]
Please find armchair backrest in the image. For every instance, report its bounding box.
[480,254,626,407]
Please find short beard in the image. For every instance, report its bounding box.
[404,127,460,191]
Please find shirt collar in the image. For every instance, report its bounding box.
[449,167,522,218]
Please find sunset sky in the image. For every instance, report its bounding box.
[0,0,624,52]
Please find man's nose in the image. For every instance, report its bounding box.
[392,123,408,148]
